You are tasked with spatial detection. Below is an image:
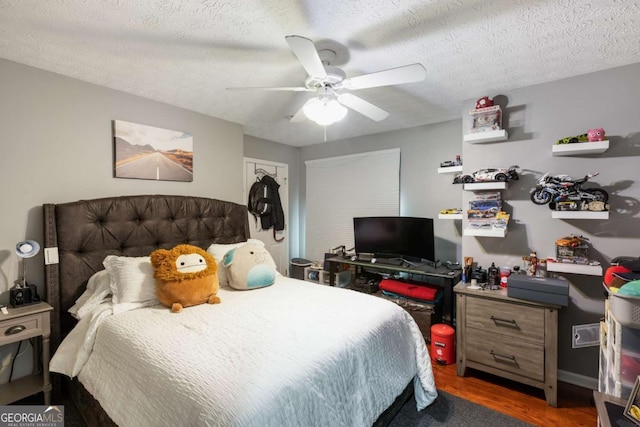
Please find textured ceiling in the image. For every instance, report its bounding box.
[1,0,639,147]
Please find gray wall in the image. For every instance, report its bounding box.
[0,58,245,306]
[460,62,640,383]
[298,119,463,264]
[297,62,640,385]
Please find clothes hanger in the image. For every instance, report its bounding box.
[254,166,277,179]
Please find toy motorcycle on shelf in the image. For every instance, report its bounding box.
[530,172,608,205]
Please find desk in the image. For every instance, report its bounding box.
[326,257,460,325]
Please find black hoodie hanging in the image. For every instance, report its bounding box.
[247,174,285,241]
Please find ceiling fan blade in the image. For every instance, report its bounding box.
[337,93,389,121]
[285,35,327,79]
[342,63,426,90]
[226,86,313,92]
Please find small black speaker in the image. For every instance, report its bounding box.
[10,285,32,307]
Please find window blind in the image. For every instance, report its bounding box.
[305,148,400,263]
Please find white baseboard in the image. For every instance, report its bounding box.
[558,369,598,390]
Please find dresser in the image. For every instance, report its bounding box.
[454,283,560,407]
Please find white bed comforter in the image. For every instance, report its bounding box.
[51,277,437,426]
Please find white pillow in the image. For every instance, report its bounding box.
[103,255,158,314]
[207,239,264,286]
[68,270,112,320]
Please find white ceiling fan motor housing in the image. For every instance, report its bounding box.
[305,67,346,89]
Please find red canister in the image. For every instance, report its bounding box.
[430,324,455,365]
[500,267,511,288]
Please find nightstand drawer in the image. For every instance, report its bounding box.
[0,313,45,345]
[466,297,544,343]
[466,328,544,382]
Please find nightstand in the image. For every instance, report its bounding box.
[0,302,53,405]
[455,283,560,407]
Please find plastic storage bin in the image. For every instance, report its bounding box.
[600,308,640,399]
[290,258,312,280]
[604,284,640,328]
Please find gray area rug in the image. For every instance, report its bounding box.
[390,390,535,427]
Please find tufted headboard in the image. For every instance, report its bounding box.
[43,195,250,351]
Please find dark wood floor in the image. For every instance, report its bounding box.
[431,359,598,426]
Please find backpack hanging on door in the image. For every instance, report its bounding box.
[248,179,272,219]
[247,175,284,242]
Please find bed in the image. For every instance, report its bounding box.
[43,194,437,426]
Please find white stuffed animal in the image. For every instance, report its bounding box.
[222,242,276,290]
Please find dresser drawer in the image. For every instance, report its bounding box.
[466,297,545,343]
[0,313,45,345]
[466,328,544,382]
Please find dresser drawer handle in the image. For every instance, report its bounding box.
[490,350,516,362]
[490,315,517,325]
[5,325,26,336]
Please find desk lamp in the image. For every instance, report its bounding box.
[10,240,41,307]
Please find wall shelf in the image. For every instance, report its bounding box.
[551,140,609,156]
[438,213,463,220]
[438,165,463,174]
[551,210,609,219]
[546,261,602,276]
[463,228,507,237]
[463,182,508,191]
[463,129,508,143]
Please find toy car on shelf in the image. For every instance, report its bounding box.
[453,165,520,184]
[440,208,462,215]
[557,134,588,144]
[493,211,510,229]
[440,155,462,168]
[555,235,586,247]
[555,235,590,264]
[554,201,582,211]
[495,211,510,220]
[556,128,606,144]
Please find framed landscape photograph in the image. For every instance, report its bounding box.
[625,376,640,425]
[113,120,193,182]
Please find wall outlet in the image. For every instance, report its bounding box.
[572,323,600,348]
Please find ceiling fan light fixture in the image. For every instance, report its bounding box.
[303,96,347,126]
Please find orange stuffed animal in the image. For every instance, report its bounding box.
[150,244,220,313]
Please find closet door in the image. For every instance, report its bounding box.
[243,158,289,275]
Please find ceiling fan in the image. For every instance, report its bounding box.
[227,35,427,125]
